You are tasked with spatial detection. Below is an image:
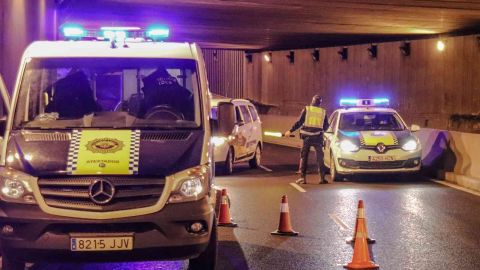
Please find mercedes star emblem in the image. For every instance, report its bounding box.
[89,179,115,205]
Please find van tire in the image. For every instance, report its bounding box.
[188,218,218,270]
[2,255,25,270]
[222,148,234,175]
[249,145,261,169]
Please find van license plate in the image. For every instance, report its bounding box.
[368,156,395,162]
[71,236,133,251]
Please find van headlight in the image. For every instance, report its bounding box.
[180,177,203,197]
[211,136,227,147]
[168,165,210,204]
[339,140,360,152]
[402,139,418,151]
[0,168,36,204]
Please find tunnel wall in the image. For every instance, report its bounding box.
[202,49,245,98]
[245,34,480,132]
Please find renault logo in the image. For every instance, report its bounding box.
[89,179,115,205]
[376,143,387,154]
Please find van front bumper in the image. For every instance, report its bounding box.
[0,197,214,262]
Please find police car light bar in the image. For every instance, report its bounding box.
[62,25,86,39]
[340,98,390,107]
[146,26,170,40]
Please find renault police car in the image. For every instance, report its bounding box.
[210,95,263,175]
[323,99,422,180]
[0,25,234,270]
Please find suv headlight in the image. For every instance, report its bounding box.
[402,139,419,151]
[0,168,36,204]
[168,165,211,203]
[211,136,227,147]
[339,140,360,152]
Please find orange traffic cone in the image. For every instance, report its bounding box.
[217,189,237,227]
[344,201,379,270]
[271,195,299,236]
[346,200,375,244]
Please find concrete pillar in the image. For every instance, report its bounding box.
[0,0,57,92]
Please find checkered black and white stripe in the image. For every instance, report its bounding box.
[66,130,82,174]
[129,130,141,174]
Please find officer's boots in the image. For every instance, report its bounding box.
[319,171,328,184]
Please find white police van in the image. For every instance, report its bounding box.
[0,25,236,270]
[210,95,263,175]
[324,99,422,181]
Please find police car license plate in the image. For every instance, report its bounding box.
[368,156,395,162]
[70,236,133,251]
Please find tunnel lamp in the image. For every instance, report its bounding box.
[338,47,348,60]
[367,44,378,58]
[436,40,445,51]
[286,51,295,63]
[312,49,320,61]
[400,41,411,56]
[264,52,272,63]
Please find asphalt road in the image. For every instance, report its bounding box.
[24,144,480,270]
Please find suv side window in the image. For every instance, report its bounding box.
[235,106,242,123]
[248,105,258,122]
[240,105,252,123]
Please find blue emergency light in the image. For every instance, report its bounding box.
[340,98,390,107]
[61,24,86,39]
[146,26,170,40]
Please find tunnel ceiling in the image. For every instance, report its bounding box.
[58,0,480,50]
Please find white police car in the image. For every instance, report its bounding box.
[323,99,422,180]
[210,96,263,175]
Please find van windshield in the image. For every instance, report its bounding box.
[14,58,201,130]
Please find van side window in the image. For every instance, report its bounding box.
[235,106,242,123]
[248,105,258,122]
[240,105,252,123]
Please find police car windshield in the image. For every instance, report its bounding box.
[338,112,405,131]
[14,58,201,129]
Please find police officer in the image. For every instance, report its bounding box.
[285,95,328,184]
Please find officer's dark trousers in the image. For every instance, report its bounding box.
[300,135,326,180]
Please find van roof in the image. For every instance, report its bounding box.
[23,41,197,59]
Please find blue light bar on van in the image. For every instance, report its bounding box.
[146,26,170,40]
[62,25,86,39]
[103,30,127,41]
[340,98,390,107]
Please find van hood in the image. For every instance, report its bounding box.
[5,130,205,177]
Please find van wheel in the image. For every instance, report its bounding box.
[249,145,261,169]
[2,255,25,270]
[188,218,218,270]
[223,148,234,175]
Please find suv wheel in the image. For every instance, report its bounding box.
[188,218,218,270]
[2,255,25,270]
[223,148,234,175]
[249,145,261,169]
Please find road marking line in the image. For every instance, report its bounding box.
[328,213,351,231]
[259,165,273,172]
[431,179,480,197]
[289,182,306,193]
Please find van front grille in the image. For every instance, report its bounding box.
[38,177,165,212]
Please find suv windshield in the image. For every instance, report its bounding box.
[14,58,201,130]
[339,112,405,131]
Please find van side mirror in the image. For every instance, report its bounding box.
[217,102,235,137]
[410,124,420,132]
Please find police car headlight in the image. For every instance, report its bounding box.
[211,136,227,147]
[339,140,359,152]
[179,178,203,197]
[0,168,36,204]
[402,140,418,151]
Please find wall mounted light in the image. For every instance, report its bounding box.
[264,52,272,63]
[286,51,295,63]
[245,53,253,63]
[338,47,348,60]
[312,48,320,61]
[436,40,445,52]
[400,41,411,56]
[367,44,378,58]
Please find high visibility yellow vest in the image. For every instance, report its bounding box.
[304,106,326,128]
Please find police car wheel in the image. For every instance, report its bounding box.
[2,254,25,270]
[330,156,343,182]
[188,216,218,270]
[249,145,261,169]
[223,148,234,175]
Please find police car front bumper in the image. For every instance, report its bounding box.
[334,148,422,174]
